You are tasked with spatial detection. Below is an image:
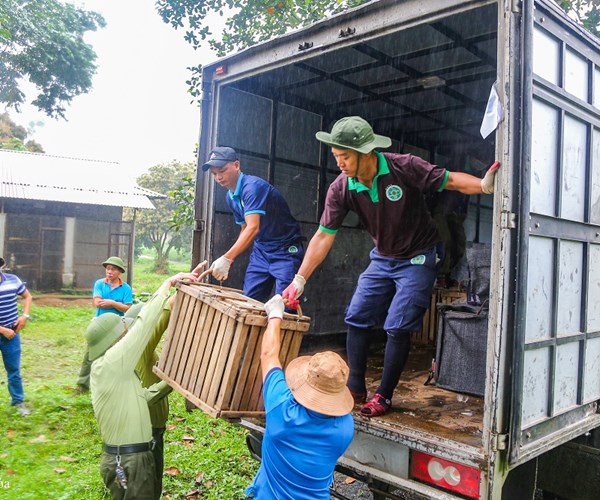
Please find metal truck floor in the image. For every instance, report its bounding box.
[358,345,484,449]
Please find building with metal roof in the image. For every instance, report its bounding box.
[0,150,165,291]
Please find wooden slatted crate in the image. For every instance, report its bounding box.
[153,282,311,418]
[412,287,467,345]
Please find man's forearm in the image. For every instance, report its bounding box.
[145,380,173,404]
[260,318,282,379]
[297,230,336,281]
[224,224,259,261]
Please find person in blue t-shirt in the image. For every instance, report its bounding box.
[74,256,133,395]
[245,294,355,500]
[197,147,304,303]
[92,256,133,317]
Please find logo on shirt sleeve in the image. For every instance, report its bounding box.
[385,185,403,201]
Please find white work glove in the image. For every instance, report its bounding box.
[210,255,233,281]
[265,294,285,320]
[282,274,306,301]
[481,161,500,194]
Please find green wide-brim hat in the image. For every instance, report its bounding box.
[316,116,392,154]
[85,313,134,361]
[102,256,125,273]
[102,256,126,273]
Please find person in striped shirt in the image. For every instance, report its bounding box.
[0,256,33,416]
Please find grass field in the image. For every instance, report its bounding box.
[0,256,258,499]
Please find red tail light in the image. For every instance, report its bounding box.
[410,450,481,498]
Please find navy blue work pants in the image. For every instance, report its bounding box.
[345,246,440,397]
[243,243,304,303]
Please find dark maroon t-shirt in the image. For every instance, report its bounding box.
[319,152,448,259]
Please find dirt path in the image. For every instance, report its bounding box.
[32,294,92,308]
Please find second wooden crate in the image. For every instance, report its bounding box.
[412,287,467,345]
[154,283,311,418]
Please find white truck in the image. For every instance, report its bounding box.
[190,0,600,497]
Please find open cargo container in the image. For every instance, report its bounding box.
[190,0,600,497]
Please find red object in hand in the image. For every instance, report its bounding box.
[285,297,300,310]
[282,285,300,310]
[488,160,500,173]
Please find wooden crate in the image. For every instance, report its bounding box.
[412,287,467,346]
[153,283,311,418]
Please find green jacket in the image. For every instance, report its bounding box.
[91,281,172,445]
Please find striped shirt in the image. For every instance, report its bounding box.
[0,273,26,328]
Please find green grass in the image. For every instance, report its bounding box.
[0,260,258,499]
[131,254,191,296]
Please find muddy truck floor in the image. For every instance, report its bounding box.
[357,344,484,449]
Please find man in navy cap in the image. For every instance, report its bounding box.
[196,147,304,303]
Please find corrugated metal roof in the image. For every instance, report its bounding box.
[0,150,165,209]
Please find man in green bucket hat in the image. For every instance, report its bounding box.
[94,256,133,316]
[74,256,133,395]
[283,116,500,418]
[86,267,202,499]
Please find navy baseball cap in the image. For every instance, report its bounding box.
[201,147,239,171]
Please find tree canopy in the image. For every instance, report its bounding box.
[156,0,369,100]
[0,0,105,119]
[559,0,599,37]
[157,0,368,58]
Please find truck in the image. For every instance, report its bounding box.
[189,0,600,498]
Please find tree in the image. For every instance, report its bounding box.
[156,0,370,100]
[130,161,196,273]
[169,174,196,230]
[0,0,106,119]
[0,112,44,152]
[559,0,600,37]
[157,0,369,57]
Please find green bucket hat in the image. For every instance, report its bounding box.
[85,313,134,360]
[315,116,392,154]
[102,256,126,273]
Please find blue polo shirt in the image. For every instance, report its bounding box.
[92,278,133,316]
[0,273,26,327]
[245,368,354,500]
[226,173,302,253]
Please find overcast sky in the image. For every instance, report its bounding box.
[16,0,223,180]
